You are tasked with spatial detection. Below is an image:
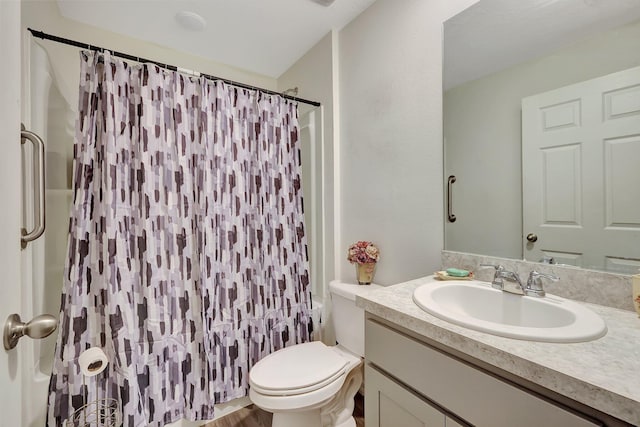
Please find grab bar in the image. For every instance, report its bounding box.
[447,175,456,223]
[21,123,46,249]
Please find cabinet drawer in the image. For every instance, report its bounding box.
[366,319,602,427]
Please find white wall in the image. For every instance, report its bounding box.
[444,18,640,260]
[337,0,450,285]
[276,0,479,327]
[278,0,482,288]
[22,0,276,112]
[278,31,336,300]
[277,32,338,344]
[443,0,480,20]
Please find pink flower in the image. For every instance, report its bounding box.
[365,244,379,260]
[347,241,380,264]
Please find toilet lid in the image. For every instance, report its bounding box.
[249,341,349,394]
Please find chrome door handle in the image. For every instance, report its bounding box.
[21,123,46,249]
[3,313,57,350]
[526,233,538,242]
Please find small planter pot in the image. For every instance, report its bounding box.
[355,263,376,285]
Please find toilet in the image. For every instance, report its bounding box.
[249,280,382,427]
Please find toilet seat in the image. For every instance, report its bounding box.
[250,341,349,396]
[249,342,362,413]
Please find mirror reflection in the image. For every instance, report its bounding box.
[444,0,640,274]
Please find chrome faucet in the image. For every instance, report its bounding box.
[480,264,559,297]
[525,271,559,297]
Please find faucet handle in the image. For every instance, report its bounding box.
[525,271,559,297]
[479,264,504,289]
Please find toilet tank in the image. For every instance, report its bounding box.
[329,280,382,357]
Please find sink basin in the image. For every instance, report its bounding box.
[412,280,607,342]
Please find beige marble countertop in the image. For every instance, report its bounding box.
[356,276,640,425]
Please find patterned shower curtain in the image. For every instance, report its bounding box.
[47,51,312,426]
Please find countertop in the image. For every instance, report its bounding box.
[355,275,640,425]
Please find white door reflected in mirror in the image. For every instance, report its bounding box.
[522,66,640,272]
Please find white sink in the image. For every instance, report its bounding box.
[412,280,607,343]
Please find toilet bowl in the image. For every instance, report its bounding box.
[248,281,382,427]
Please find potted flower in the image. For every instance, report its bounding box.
[347,241,380,285]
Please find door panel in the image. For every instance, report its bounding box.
[541,143,582,225]
[522,65,640,273]
[604,135,640,226]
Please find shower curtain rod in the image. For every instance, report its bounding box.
[28,28,322,108]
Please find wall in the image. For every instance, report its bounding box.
[277,32,337,343]
[444,18,640,259]
[277,0,481,289]
[337,0,449,285]
[276,0,478,332]
[442,0,480,20]
[278,31,336,300]
[22,0,276,113]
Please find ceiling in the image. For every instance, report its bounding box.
[56,0,377,78]
[444,0,640,90]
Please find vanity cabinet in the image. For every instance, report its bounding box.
[365,317,603,427]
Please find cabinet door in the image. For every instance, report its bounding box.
[365,364,446,427]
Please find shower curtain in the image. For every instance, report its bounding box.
[47,51,313,426]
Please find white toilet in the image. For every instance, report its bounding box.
[249,280,382,427]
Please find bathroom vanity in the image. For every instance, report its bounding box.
[357,276,640,427]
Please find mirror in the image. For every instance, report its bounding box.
[444,0,640,274]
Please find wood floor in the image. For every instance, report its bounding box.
[203,392,365,427]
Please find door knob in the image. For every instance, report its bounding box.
[3,313,58,350]
[526,233,538,242]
